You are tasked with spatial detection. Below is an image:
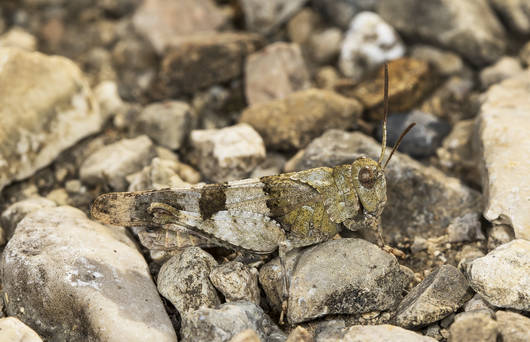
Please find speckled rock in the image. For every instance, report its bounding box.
[0,47,101,192]
[315,324,437,342]
[240,89,362,151]
[1,197,56,240]
[479,56,523,90]
[241,0,308,34]
[157,247,220,315]
[377,0,506,66]
[210,261,261,305]
[180,301,286,342]
[464,239,530,311]
[80,135,156,191]
[259,239,407,324]
[187,123,265,182]
[0,317,43,342]
[312,0,377,29]
[339,12,405,83]
[245,42,310,105]
[475,71,530,240]
[448,310,497,342]
[394,265,472,329]
[1,206,177,342]
[496,310,530,342]
[489,0,530,35]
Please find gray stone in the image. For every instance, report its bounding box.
[240,89,362,151]
[229,329,261,342]
[0,27,37,51]
[80,135,156,191]
[312,0,377,29]
[496,310,530,342]
[180,301,286,342]
[1,197,57,240]
[479,56,523,90]
[410,45,465,77]
[241,0,308,34]
[134,101,195,150]
[287,130,482,243]
[187,123,265,182]
[489,0,530,35]
[259,239,407,324]
[1,206,177,342]
[376,110,451,158]
[475,71,530,240]
[448,310,498,342]
[133,0,226,54]
[245,42,310,105]
[210,261,261,305]
[463,294,493,313]
[157,247,220,315]
[339,11,405,83]
[0,47,101,192]
[0,317,43,342]
[394,265,472,329]
[315,324,437,342]
[464,239,530,311]
[446,213,484,243]
[487,224,515,251]
[377,0,506,66]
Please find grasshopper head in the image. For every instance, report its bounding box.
[351,157,386,216]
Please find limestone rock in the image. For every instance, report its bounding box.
[0,317,43,342]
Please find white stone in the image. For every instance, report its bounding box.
[0,317,43,342]
[0,196,57,239]
[475,71,530,240]
[94,81,125,121]
[0,28,37,51]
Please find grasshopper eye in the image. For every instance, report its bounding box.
[358,167,376,189]
[351,157,386,214]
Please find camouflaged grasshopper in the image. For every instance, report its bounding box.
[91,64,414,323]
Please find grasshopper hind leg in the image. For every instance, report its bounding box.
[278,240,294,325]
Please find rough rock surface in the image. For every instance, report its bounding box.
[1,196,56,240]
[377,0,506,66]
[475,71,530,239]
[210,261,261,305]
[496,310,530,342]
[0,47,101,192]
[464,239,530,311]
[1,206,177,342]
[0,317,43,342]
[241,0,308,34]
[315,324,437,342]
[240,89,362,151]
[448,310,498,342]
[259,239,406,324]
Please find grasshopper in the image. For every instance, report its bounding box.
[91,64,414,323]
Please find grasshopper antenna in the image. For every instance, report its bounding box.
[383,122,416,170]
[377,63,389,166]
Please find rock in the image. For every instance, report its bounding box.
[240,89,362,151]
[0,317,43,342]
[229,329,261,342]
[287,8,322,45]
[0,28,37,51]
[1,197,57,240]
[180,301,286,342]
[446,213,484,243]
[394,265,472,329]
[80,135,156,191]
[259,239,407,324]
[456,246,485,272]
[464,239,530,311]
[448,310,498,342]
[339,12,405,83]
[520,41,530,67]
[487,224,515,251]
[159,32,262,95]
[475,71,530,239]
[496,310,530,342]
[377,0,506,66]
[250,153,286,178]
[245,42,310,105]
[192,83,245,129]
[134,101,195,150]
[463,294,493,313]
[345,58,432,118]
[315,324,437,342]
[410,45,465,77]
[479,57,523,90]
[308,28,343,64]
[210,261,261,305]
[375,110,450,158]
[241,0,308,34]
[312,0,377,29]
[286,326,313,342]
[287,130,482,243]
[315,66,340,90]
[127,157,194,191]
[0,47,101,192]
[94,81,125,121]
[1,206,177,342]
[132,0,226,54]
[187,123,265,182]
[489,0,530,35]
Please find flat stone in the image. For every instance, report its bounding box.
[0,47,101,192]
[180,301,286,342]
[0,317,43,342]
[312,0,377,29]
[479,56,523,90]
[210,261,261,305]
[377,0,507,66]
[449,310,498,342]
[394,265,472,329]
[464,239,530,311]
[80,135,156,191]
[132,0,226,54]
[240,89,362,151]
[475,71,530,239]
[157,247,220,315]
[1,206,177,342]
[245,42,310,105]
[339,11,405,83]
[287,130,482,243]
[241,0,308,34]
[496,310,530,342]
[489,0,530,35]
[259,239,407,324]
[159,32,262,95]
[315,324,437,342]
[1,196,56,240]
[187,123,265,182]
